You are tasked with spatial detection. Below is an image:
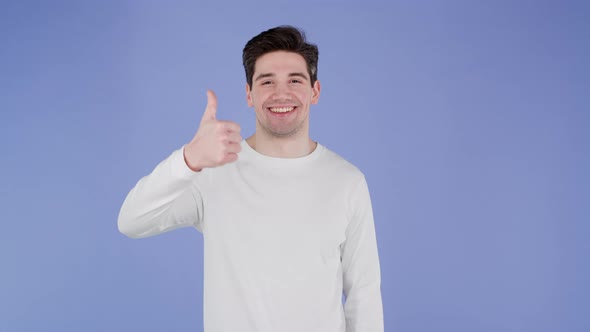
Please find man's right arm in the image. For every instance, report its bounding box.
[117,146,205,238]
[117,89,242,238]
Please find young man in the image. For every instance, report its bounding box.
[118,25,384,332]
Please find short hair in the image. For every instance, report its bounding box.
[242,25,319,88]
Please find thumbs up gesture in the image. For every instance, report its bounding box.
[183,90,242,172]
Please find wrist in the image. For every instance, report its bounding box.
[183,145,203,172]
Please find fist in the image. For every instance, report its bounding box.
[183,90,242,171]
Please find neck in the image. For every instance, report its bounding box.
[246,132,316,158]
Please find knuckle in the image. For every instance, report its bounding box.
[219,134,229,144]
[215,154,225,164]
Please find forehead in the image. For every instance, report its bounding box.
[254,51,308,75]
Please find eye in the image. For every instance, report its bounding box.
[261,81,272,85]
[290,79,302,84]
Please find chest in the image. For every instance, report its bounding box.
[202,169,348,272]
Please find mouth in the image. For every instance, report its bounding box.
[267,106,297,114]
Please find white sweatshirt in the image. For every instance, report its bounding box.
[118,140,384,332]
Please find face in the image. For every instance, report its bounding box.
[246,51,320,138]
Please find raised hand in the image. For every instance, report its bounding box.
[183,90,242,172]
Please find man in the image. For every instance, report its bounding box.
[118,25,384,332]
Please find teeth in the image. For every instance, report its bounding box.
[269,107,295,113]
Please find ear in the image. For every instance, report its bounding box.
[246,83,254,107]
[311,80,321,104]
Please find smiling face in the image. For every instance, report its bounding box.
[246,51,321,138]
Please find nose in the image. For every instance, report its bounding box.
[272,82,292,99]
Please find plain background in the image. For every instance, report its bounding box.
[1,1,588,331]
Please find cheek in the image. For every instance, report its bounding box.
[256,91,274,107]
[249,92,260,108]
[297,91,313,104]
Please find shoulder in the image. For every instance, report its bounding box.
[317,143,366,183]
[317,145,375,222]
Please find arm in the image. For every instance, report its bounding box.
[341,175,384,332]
[117,146,204,238]
[118,89,242,238]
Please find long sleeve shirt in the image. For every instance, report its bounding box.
[118,140,384,332]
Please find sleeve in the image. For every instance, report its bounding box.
[341,175,384,332]
[117,145,205,238]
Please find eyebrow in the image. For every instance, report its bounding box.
[254,72,309,82]
[289,72,309,80]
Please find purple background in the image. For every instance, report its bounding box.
[1,1,588,331]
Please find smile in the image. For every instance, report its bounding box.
[268,106,296,113]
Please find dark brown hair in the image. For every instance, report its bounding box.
[242,25,319,88]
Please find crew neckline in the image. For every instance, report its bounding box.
[240,139,324,169]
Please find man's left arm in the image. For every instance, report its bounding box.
[341,175,384,332]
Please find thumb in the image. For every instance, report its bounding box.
[201,89,218,123]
